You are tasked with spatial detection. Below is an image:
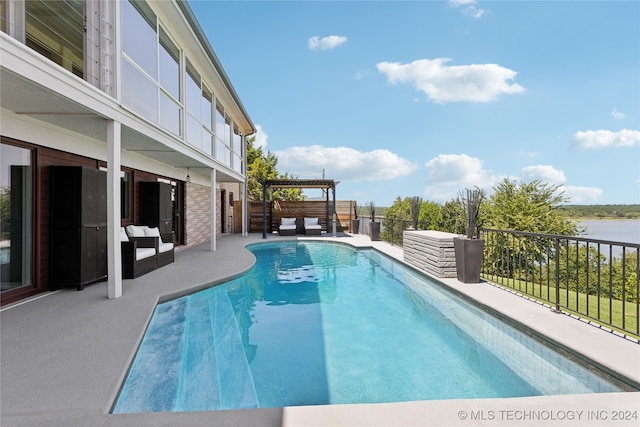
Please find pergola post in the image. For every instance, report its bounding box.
[332,185,337,237]
[325,187,329,234]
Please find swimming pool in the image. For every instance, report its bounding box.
[113,241,626,413]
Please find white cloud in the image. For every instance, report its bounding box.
[572,129,640,149]
[611,108,625,120]
[448,0,476,5]
[423,153,499,201]
[421,154,605,204]
[521,165,566,184]
[253,124,268,149]
[561,185,603,204]
[274,145,416,181]
[448,0,485,18]
[308,35,348,51]
[376,58,524,103]
[516,150,540,158]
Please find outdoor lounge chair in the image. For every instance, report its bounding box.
[279,217,297,236]
[142,226,175,267]
[121,227,157,279]
[304,217,322,235]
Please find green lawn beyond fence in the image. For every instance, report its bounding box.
[482,273,639,341]
[480,227,640,341]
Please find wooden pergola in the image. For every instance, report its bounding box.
[261,179,338,238]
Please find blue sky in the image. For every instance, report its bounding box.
[189,0,640,207]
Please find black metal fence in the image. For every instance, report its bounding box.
[479,227,640,339]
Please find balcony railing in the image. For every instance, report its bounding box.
[479,227,640,340]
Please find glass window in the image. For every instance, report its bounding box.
[215,108,226,145]
[223,116,232,146]
[159,28,180,100]
[25,0,84,77]
[121,170,131,219]
[0,143,33,291]
[122,0,157,80]
[1,1,7,33]
[202,87,212,129]
[122,60,158,121]
[185,62,201,117]
[121,3,184,136]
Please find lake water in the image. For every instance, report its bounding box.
[578,220,640,244]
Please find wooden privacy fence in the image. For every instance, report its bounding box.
[249,200,356,234]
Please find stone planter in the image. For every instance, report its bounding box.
[453,237,485,283]
[351,219,360,234]
[403,230,457,278]
[369,221,380,241]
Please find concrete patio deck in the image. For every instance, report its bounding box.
[1,233,639,426]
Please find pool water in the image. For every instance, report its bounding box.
[113,241,623,413]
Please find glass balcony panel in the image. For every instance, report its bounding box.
[160,94,181,136]
[122,60,158,121]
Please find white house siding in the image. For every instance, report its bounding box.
[0,0,254,302]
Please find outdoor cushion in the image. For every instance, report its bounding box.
[126,224,146,238]
[281,217,296,226]
[158,242,174,253]
[144,226,160,238]
[144,226,174,252]
[304,217,321,228]
[280,217,297,231]
[136,247,156,261]
[120,227,129,242]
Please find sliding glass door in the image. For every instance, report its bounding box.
[0,143,33,293]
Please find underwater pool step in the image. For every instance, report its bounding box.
[210,292,259,410]
[112,299,187,413]
[173,290,258,411]
[173,294,221,411]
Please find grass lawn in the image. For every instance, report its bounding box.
[482,274,639,340]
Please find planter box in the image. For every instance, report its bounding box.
[403,230,457,278]
[453,237,485,283]
[369,221,380,241]
[351,219,360,234]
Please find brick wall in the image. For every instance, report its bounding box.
[185,181,212,247]
[184,182,242,247]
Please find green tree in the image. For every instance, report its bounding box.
[485,179,578,235]
[0,187,10,240]
[439,200,465,235]
[483,179,580,279]
[381,197,411,243]
[381,197,442,244]
[245,137,303,201]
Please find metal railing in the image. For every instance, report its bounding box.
[479,227,640,339]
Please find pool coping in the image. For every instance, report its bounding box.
[1,233,639,426]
